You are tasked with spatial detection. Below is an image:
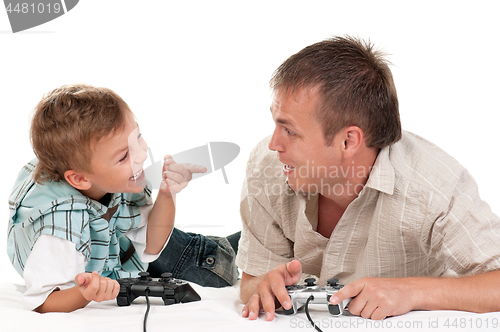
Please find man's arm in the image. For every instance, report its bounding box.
[240,260,302,321]
[331,270,500,320]
[240,272,265,304]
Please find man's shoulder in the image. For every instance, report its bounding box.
[390,131,467,195]
[247,135,274,164]
[246,136,286,185]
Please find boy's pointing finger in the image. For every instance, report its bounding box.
[183,163,208,174]
[163,155,175,166]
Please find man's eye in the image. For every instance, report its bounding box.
[119,152,128,163]
[286,128,295,136]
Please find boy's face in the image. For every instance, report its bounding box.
[79,112,148,201]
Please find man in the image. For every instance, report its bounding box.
[235,36,500,321]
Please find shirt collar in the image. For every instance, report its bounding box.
[364,146,395,195]
[285,145,396,197]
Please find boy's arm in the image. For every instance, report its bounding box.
[145,190,176,254]
[144,155,206,255]
[23,235,119,313]
[36,272,119,313]
[35,286,90,313]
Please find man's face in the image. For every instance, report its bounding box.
[269,87,345,194]
[82,113,148,200]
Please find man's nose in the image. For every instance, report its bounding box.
[268,127,283,152]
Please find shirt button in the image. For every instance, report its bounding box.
[205,257,215,265]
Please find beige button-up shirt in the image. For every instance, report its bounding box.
[236,131,500,285]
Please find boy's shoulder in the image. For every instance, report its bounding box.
[10,159,91,213]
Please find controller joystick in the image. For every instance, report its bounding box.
[139,271,151,281]
[284,277,351,317]
[305,278,316,286]
[160,272,173,281]
[116,272,201,306]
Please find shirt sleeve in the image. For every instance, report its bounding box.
[236,166,294,277]
[125,196,171,263]
[22,234,87,311]
[428,169,500,275]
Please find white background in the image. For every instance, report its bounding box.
[0,0,498,284]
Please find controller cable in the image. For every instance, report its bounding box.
[305,295,323,332]
[143,288,151,332]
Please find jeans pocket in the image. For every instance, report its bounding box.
[200,236,238,285]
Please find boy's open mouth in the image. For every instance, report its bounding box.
[130,169,144,181]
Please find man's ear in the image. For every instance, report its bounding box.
[341,126,364,158]
[64,170,91,190]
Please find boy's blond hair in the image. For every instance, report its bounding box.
[30,84,131,183]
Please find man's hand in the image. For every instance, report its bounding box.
[160,155,207,195]
[330,277,420,320]
[241,260,302,321]
[75,271,120,303]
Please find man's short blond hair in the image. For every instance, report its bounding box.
[30,84,131,183]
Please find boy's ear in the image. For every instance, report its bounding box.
[64,170,91,190]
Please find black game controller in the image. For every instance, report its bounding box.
[116,272,201,306]
[284,277,351,316]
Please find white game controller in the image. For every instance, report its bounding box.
[284,277,351,316]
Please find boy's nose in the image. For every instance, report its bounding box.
[134,145,148,164]
[130,135,148,165]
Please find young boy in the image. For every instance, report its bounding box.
[7,84,210,313]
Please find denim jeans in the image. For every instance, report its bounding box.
[148,228,240,287]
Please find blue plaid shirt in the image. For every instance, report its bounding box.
[8,159,152,279]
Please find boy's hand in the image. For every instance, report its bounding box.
[75,271,120,302]
[161,155,207,195]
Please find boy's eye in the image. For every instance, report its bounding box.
[119,152,128,163]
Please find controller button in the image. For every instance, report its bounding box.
[328,304,341,316]
[117,297,129,306]
[305,278,316,286]
[160,272,173,281]
[327,278,339,286]
[139,272,150,280]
